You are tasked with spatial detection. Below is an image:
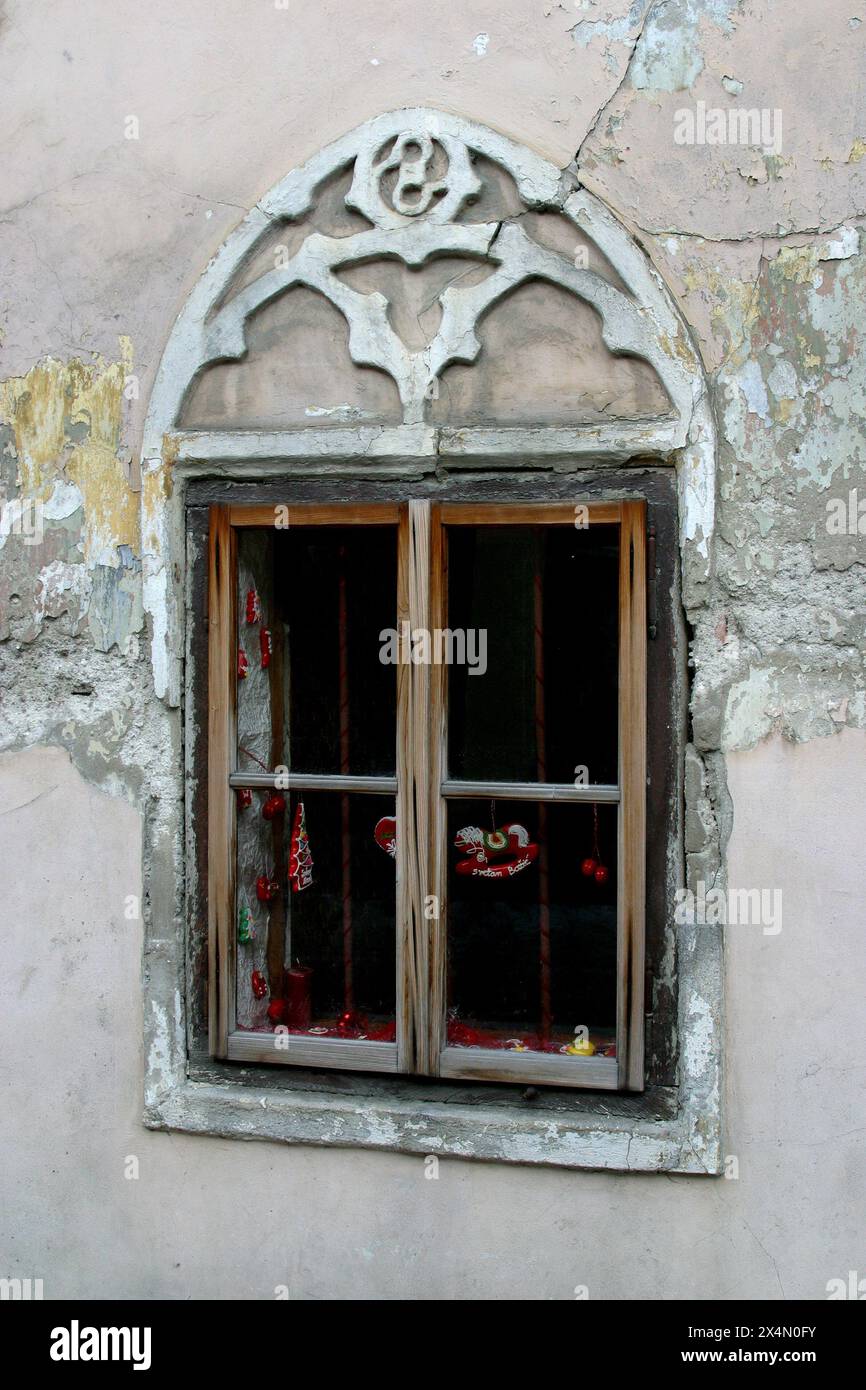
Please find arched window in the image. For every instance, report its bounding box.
[143,111,721,1164]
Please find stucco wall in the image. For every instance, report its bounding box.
[1,0,864,1299]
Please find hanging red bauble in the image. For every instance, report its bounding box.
[256,874,280,903]
[237,648,249,680]
[260,627,272,669]
[267,999,286,1025]
[262,792,286,821]
[582,805,609,886]
[236,787,253,811]
[245,588,261,625]
[251,970,268,999]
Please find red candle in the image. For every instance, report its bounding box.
[284,966,313,1030]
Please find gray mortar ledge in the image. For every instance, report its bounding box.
[144,919,723,1174]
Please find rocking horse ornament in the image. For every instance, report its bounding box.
[454,823,539,879]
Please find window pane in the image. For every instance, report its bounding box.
[445,798,617,1058]
[236,525,397,778]
[447,524,619,785]
[235,789,397,1039]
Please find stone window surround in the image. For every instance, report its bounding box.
[139,109,722,1174]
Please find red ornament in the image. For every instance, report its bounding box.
[267,999,287,1025]
[374,815,397,859]
[245,588,261,625]
[256,874,280,903]
[582,805,609,886]
[262,792,286,821]
[335,1010,366,1038]
[289,801,314,892]
[236,787,253,811]
[454,823,539,879]
[260,627,272,669]
[237,648,249,680]
[251,970,268,999]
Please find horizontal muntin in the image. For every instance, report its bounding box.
[441,779,619,803]
[229,772,397,794]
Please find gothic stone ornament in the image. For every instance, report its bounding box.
[196,111,702,431]
[345,128,481,228]
[142,110,717,705]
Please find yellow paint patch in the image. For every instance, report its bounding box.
[0,343,139,562]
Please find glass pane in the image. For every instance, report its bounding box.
[236,525,398,778]
[235,789,397,1039]
[447,524,619,785]
[445,798,617,1058]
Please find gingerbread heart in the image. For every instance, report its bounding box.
[374,816,397,859]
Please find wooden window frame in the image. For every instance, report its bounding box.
[208,499,646,1092]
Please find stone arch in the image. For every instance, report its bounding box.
[142,108,715,702]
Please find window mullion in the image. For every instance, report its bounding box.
[397,500,441,1074]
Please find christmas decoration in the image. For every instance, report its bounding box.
[454,823,539,879]
[260,627,272,669]
[237,647,249,680]
[284,965,313,1029]
[245,587,261,625]
[580,804,609,886]
[289,801,314,892]
[335,1010,367,1038]
[236,787,253,811]
[256,874,280,903]
[238,905,255,944]
[262,791,286,821]
[267,999,286,1025]
[251,970,268,999]
[374,815,397,858]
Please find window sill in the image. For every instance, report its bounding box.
[145,1048,722,1175]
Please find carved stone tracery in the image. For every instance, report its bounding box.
[196,116,693,428]
[142,110,716,707]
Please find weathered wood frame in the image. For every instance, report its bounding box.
[209,503,408,1074]
[209,498,646,1091]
